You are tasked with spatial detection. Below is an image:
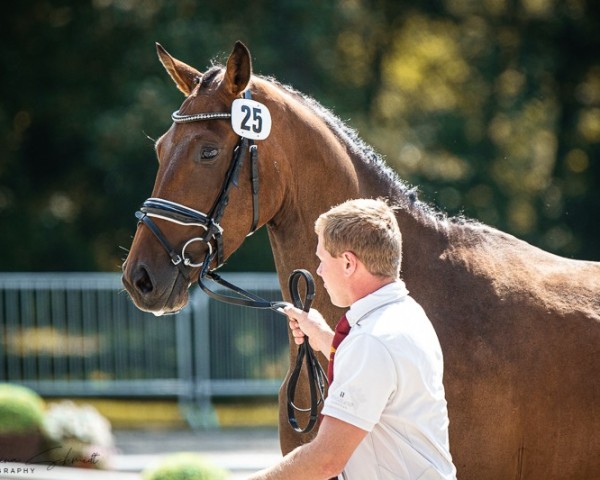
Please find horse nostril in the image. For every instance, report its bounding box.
[134,266,154,295]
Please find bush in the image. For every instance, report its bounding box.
[0,383,46,462]
[143,453,230,480]
[42,400,115,469]
[0,383,45,434]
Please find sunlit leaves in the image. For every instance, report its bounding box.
[380,15,473,115]
[1,0,599,270]
[352,2,599,259]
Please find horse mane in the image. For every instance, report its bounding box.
[267,76,477,228]
[202,63,476,228]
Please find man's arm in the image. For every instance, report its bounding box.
[247,415,368,480]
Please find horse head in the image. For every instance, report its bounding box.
[122,41,284,314]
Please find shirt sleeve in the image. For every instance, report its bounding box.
[321,333,396,432]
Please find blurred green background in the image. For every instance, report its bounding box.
[1,0,599,273]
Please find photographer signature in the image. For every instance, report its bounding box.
[1,445,101,471]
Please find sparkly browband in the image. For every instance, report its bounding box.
[171,111,232,123]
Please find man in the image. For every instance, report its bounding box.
[249,198,456,480]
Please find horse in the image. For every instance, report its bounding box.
[121,41,600,479]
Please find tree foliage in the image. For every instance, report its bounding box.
[1,0,598,272]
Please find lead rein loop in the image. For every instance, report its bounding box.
[285,269,327,433]
[197,265,327,433]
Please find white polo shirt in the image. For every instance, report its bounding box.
[321,281,456,480]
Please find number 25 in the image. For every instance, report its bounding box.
[240,105,263,133]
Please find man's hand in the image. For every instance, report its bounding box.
[284,305,334,354]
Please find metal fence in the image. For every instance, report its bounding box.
[0,272,288,425]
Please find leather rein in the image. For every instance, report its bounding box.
[134,90,326,433]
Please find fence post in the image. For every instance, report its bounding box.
[182,288,218,429]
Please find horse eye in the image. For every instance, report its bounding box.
[200,148,219,160]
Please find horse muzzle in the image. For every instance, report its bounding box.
[121,256,191,315]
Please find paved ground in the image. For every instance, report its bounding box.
[0,428,281,480]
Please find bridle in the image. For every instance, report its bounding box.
[134,89,326,433]
[135,92,259,276]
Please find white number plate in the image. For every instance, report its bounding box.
[231,98,272,140]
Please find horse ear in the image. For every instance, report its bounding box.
[224,41,252,96]
[156,42,202,96]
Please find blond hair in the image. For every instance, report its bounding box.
[315,198,402,278]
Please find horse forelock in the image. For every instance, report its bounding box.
[199,66,222,89]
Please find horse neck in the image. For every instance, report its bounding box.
[260,86,360,279]
[259,82,447,310]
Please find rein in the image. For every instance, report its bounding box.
[134,89,326,433]
[200,264,327,433]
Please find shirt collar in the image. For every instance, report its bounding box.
[346,280,409,327]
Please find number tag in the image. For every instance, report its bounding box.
[231,98,272,140]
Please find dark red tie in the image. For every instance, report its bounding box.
[328,315,351,384]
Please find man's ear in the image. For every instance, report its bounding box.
[342,251,358,276]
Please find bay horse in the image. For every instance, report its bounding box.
[121,41,600,479]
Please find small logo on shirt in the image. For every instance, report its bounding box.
[331,389,354,410]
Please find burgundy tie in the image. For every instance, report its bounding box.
[328,314,351,384]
